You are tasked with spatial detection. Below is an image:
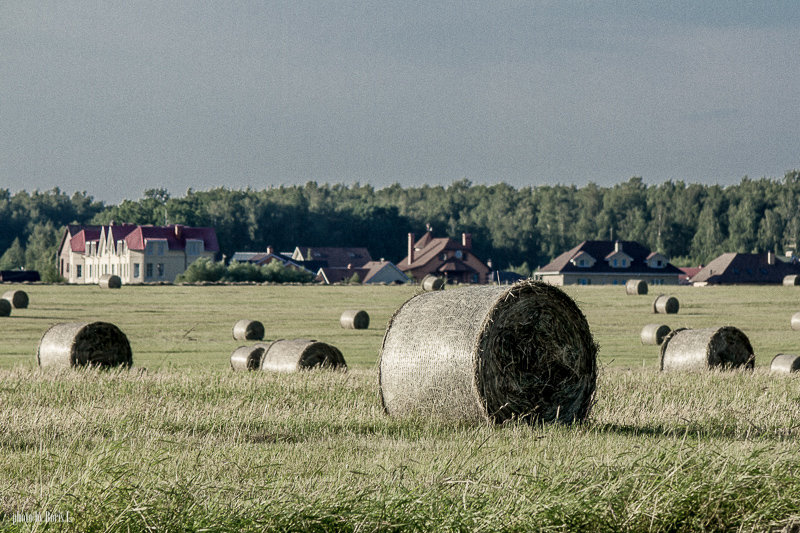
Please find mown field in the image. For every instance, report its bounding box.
[1,283,800,531]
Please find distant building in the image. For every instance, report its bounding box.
[58,223,218,284]
[291,246,372,269]
[316,260,409,285]
[689,252,800,285]
[398,230,490,284]
[535,240,682,286]
[231,246,314,274]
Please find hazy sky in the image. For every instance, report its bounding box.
[2,1,799,203]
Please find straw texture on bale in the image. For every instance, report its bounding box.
[421,275,445,291]
[232,319,265,341]
[0,299,10,317]
[653,294,679,314]
[660,327,754,371]
[640,324,671,345]
[98,274,122,289]
[260,339,346,372]
[230,342,273,371]
[770,354,800,374]
[783,275,800,286]
[340,309,369,329]
[37,321,133,369]
[791,312,800,331]
[2,290,28,309]
[625,279,648,295]
[379,279,598,424]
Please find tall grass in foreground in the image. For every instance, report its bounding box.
[1,366,799,531]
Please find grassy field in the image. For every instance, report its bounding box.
[1,283,800,531]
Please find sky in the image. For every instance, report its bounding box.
[2,1,799,204]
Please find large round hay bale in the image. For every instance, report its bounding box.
[98,274,122,289]
[260,339,346,372]
[659,327,754,371]
[379,279,598,424]
[640,324,671,345]
[0,299,11,317]
[770,354,800,374]
[791,312,800,331]
[37,322,133,369]
[653,294,679,314]
[421,275,445,291]
[230,342,272,371]
[232,319,265,341]
[2,290,28,309]
[626,279,648,295]
[340,309,369,329]
[783,275,800,286]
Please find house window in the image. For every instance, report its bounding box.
[66,263,70,273]
[146,263,153,278]
[158,243,165,256]
[622,259,627,267]
[455,250,463,259]
[157,263,164,277]
[134,263,140,278]
[613,259,618,267]
[76,265,82,278]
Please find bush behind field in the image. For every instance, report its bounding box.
[176,257,314,284]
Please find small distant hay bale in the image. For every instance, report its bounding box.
[770,354,800,374]
[230,342,272,371]
[640,324,671,345]
[2,290,28,309]
[659,327,754,371]
[626,279,648,295]
[783,275,800,286]
[379,280,598,424]
[791,312,800,331]
[653,294,679,314]
[421,275,445,291]
[37,321,133,369]
[260,339,346,372]
[98,274,122,289]
[232,319,265,341]
[0,299,11,317]
[340,309,369,329]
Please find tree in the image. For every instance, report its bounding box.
[0,238,25,270]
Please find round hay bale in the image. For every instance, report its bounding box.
[379,279,598,424]
[232,319,265,341]
[659,327,754,371]
[653,294,679,314]
[2,289,28,309]
[340,309,369,329]
[230,343,271,371]
[640,324,671,345]
[260,339,346,372]
[421,275,445,291]
[625,279,648,295]
[783,275,800,286]
[770,353,800,374]
[98,274,122,289]
[0,299,11,317]
[791,312,800,331]
[37,321,133,369]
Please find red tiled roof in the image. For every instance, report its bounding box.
[67,224,218,253]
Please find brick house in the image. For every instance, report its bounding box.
[398,230,490,284]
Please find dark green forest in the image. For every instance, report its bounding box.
[2,172,800,280]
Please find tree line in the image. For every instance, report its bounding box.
[2,172,800,280]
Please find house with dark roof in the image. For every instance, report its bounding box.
[58,223,218,284]
[290,246,372,269]
[689,252,800,285]
[231,246,314,274]
[315,260,409,285]
[535,240,682,286]
[398,230,490,284]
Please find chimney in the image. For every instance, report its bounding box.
[266,245,274,255]
[462,233,472,249]
[768,251,776,265]
[614,241,622,253]
[174,224,183,239]
[407,233,415,265]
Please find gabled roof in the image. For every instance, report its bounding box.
[65,224,219,253]
[61,225,102,253]
[437,258,476,273]
[538,241,682,275]
[316,261,409,284]
[294,246,372,268]
[690,253,800,284]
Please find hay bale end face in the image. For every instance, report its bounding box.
[421,275,445,291]
[232,319,265,341]
[379,279,598,424]
[2,290,28,309]
[37,322,133,369]
[340,309,369,329]
[653,294,679,314]
[770,354,800,374]
[626,279,648,295]
[230,343,270,371]
[791,312,800,331]
[98,274,122,289]
[783,275,800,286]
[0,299,11,317]
[660,327,754,371]
[260,339,346,372]
[640,324,671,345]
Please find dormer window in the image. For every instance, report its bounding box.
[570,251,596,268]
[646,252,668,269]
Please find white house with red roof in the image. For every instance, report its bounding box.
[58,223,218,284]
